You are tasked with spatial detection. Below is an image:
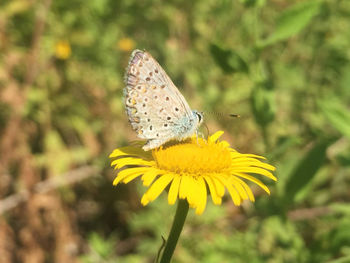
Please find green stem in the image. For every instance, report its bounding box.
[159,199,189,263]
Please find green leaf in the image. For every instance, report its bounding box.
[268,136,301,160]
[1,0,31,18]
[239,0,266,8]
[251,80,276,127]
[88,232,115,259]
[328,219,350,256]
[327,256,350,263]
[258,0,322,47]
[209,43,249,74]
[319,99,350,139]
[331,203,350,216]
[283,137,336,205]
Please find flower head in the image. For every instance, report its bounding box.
[117,37,135,52]
[110,131,276,214]
[54,40,71,60]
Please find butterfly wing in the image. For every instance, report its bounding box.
[124,50,196,150]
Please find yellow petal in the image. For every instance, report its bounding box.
[211,174,227,197]
[109,146,146,158]
[186,176,197,207]
[168,175,181,205]
[234,177,255,202]
[234,172,270,194]
[111,157,152,169]
[208,131,224,143]
[141,169,161,186]
[230,177,248,200]
[223,178,241,206]
[230,161,276,171]
[179,175,191,199]
[123,171,145,184]
[195,177,207,214]
[231,152,266,160]
[219,141,230,148]
[113,167,150,186]
[241,153,266,159]
[233,167,277,181]
[141,174,174,205]
[204,175,222,205]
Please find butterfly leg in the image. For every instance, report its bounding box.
[198,131,205,139]
[195,130,205,147]
[197,131,206,145]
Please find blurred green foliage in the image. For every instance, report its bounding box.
[1,0,350,262]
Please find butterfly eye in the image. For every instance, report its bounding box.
[196,112,202,123]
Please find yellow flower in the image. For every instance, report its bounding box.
[109,131,276,215]
[117,37,135,52]
[54,40,71,60]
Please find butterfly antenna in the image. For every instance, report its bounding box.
[206,111,240,119]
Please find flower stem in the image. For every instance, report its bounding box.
[159,199,189,263]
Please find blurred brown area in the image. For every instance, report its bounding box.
[0,1,138,262]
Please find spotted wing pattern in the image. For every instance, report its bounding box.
[124,50,198,150]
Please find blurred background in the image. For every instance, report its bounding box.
[1,0,350,262]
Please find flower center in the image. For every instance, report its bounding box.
[152,138,232,174]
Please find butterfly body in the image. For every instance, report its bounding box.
[124,50,203,151]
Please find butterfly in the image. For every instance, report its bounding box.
[124,49,203,151]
